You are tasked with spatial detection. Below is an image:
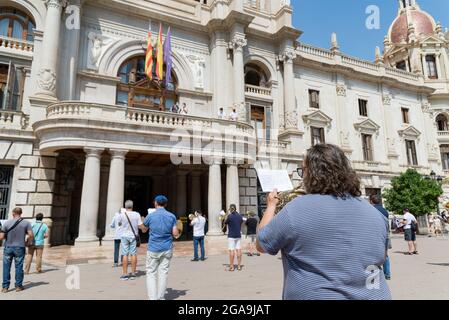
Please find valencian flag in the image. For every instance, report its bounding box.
[156,23,164,80]
[145,31,153,79]
[163,27,172,86]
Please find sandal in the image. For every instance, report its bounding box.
[237,266,242,271]
[228,266,234,271]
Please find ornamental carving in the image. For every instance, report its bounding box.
[87,32,115,70]
[382,94,392,105]
[37,68,56,92]
[421,102,431,114]
[183,53,206,89]
[46,0,67,9]
[336,84,346,97]
[231,36,247,50]
[282,49,297,63]
[284,110,298,129]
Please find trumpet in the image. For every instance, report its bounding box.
[188,213,195,221]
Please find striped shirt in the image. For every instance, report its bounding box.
[258,194,391,300]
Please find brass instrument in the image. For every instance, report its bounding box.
[188,213,195,221]
[275,183,307,214]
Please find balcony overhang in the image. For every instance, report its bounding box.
[32,102,257,163]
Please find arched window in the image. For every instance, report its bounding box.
[244,63,269,87]
[0,7,35,42]
[116,56,177,110]
[436,114,448,131]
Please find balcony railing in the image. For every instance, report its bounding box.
[438,131,449,137]
[245,84,271,96]
[0,36,34,54]
[257,139,290,154]
[0,110,29,129]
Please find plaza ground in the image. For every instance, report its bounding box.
[1,235,449,300]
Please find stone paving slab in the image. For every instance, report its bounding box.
[1,236,449,300]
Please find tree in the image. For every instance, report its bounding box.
[383,169,443,217]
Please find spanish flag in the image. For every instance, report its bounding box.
[156,23,164,80]
[145,32,153,79]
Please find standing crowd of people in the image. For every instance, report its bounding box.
[0,143,431,300]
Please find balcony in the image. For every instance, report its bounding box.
[34,102,256,161]
[245,84,272,100]
[0,110,29,130]
[0,36,34,57]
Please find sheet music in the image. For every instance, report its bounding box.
[256,169,293,192]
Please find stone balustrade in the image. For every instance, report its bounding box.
[438,131,449,136]
[0,36,34,54]
[0,110,29,130]
[245,84,272,96]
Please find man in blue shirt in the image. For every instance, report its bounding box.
[24,213,49,274]
[369,195,392,280]
[142,195,179,300]
[224,204,243,271]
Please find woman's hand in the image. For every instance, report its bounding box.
[266,189,279,208]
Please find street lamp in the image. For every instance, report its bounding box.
[425,171,443,216]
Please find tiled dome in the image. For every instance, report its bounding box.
[390,10,435,43]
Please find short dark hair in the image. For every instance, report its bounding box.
[303,144,361,197]
[12,207,22,215]
[35,213,44,221]
[229,204,236,212]
[369,194,381,205]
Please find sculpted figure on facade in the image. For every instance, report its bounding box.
[284,110,298,129]
[184,53,206,89]
[382,94,392,105]
[37,68,56,92]
[336,84,347,97]
[87,32,115,70]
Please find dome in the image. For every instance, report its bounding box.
[390,10,435,43]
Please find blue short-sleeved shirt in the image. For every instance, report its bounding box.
[225,212,243,238]
[32,222,48,246]
[143,208,177,253]
[258,194,391,300]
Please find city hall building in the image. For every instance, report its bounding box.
[0,0,448,245]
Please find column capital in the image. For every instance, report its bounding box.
[84,147,104,158]
[209,157,223,166]
[230,34,247,51]
[46,0,68,9]
[109,149,128,159]
[279,48,297,64]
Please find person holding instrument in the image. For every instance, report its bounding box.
[256,144,391,300]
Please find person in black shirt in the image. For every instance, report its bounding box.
[245,211,259,257]
[224,204,243,271]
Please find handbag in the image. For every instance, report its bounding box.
[124,212,141,247]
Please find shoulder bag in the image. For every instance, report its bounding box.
[1,218,24,242]
[124,212,141,247]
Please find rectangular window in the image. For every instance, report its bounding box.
[441,145,449,170]
[401,108,409,124]
[358,99,368,117]
[426,55,438,79]
[362,134,373,161]
[0,62,24,111]
[311,126,325,146]
[308,90,320,109]
[406,140,418,166]
[396,60,407,71]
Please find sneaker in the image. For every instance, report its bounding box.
[200,257,207,261]
[120,275,129,281]
[15,286,24,292]
[129,273,136,280]
[1,288,8,293]
[385,276,391,280]
[413,251,419,255]
[255,253,261,256]
[191,258,199,262]
[112,263,118,267]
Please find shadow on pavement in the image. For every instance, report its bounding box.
[23,281,50,290]
[427,263,449,267]
[166,288,188,300]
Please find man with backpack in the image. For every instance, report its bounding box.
[24,213,49,274]
[0,207,33,293]
[402,208,419,255]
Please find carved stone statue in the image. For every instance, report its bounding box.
[284,110,298,129]
[87,32,114,70]
[37,68,56,92]
[184,53,206,89]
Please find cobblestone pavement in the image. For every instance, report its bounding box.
[1,235,449,300]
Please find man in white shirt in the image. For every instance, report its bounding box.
[117,200,145,280]
[190,211,206,261]
[110,211,125,267]
[218,108,226,119]
[402,208,418,255]
[229,108,238,121]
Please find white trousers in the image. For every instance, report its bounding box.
[146,250,173,300]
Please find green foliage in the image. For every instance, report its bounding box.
[383,169,443,217]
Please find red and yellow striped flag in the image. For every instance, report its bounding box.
[145,32,153,79]
[156,23,164,80]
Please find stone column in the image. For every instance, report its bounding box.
[231,33,247,120]
[104,149,127,241]
[190,172,202,212]
[76,147,103,243]
[226,164,240,213]
[67,0,82,100]
[421,54,429,78]
[212,31,228,114]
[282,48,298,130]
[207,160,223,235]
[36,0,66,99]
[176,171,187,217]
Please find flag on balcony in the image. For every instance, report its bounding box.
[156,23,164,80]
[163,27,172,86]
[145,32,153,80]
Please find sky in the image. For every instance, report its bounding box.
[292,0,449,61]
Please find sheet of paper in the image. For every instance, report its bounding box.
[147,208,156,215]
[256,169,293,192]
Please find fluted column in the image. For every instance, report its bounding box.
[282,48,298,130]
[207,160,223,235]
[226,164,240,213]
[231,33,247,120]
[77,147,103,243]
[37,0,66,99]
[104,149,128,240]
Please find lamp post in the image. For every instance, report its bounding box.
[424,170,443,215]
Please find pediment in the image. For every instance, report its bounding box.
[302,110,332,127]
[420,35,447,45]
[354,119,381,134]
[398,125,421,139]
